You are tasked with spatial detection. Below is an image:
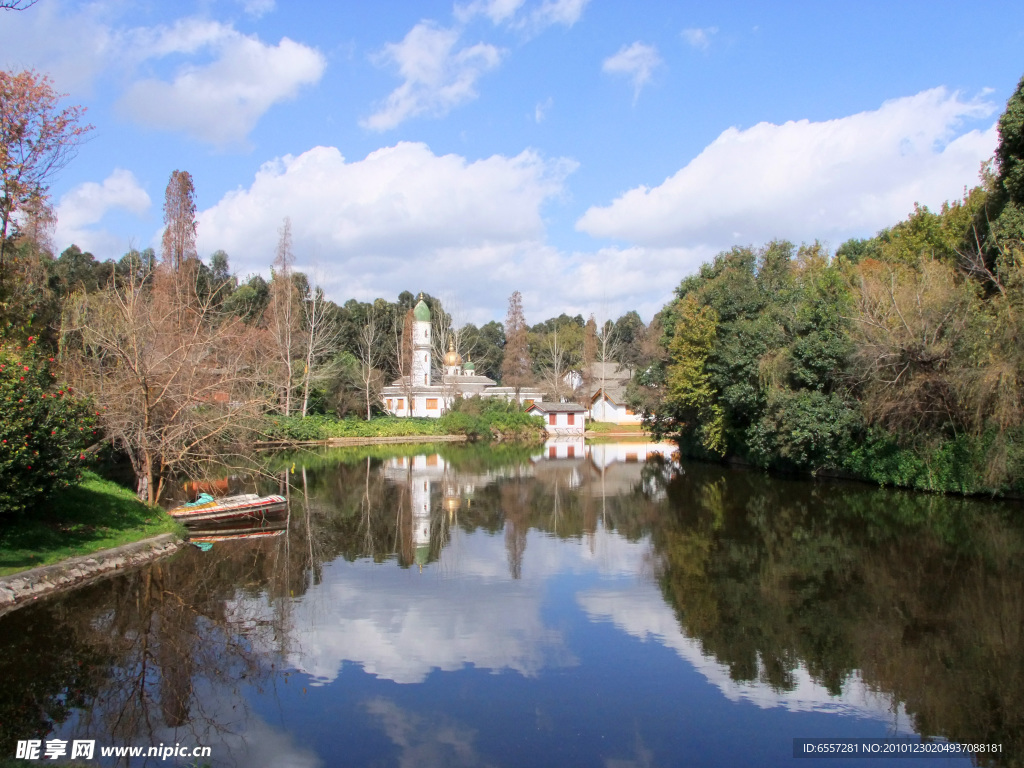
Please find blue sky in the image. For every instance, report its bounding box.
[2,0,1022,323]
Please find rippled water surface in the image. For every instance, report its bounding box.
[1,440,1021,767]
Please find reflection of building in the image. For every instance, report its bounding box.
[381,296,545,417]
[381,442,679,569]
[384,454,450,568]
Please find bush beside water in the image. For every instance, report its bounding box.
[0,340,95,515]
[261,397,545,444]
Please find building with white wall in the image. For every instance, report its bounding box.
[526,402,586,435]
[380,295,545,417]
[585,362,643,424]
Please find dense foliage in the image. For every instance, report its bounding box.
[629,78,1024,495]
[0,340,93,513]
[438,396,546,441]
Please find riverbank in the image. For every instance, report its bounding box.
[0,471,183,577]
[259,407,547,445]
[257,433,468,448]
[0,533,182,617]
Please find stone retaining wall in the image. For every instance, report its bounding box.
[0,533,183,617]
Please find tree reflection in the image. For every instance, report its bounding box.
[1,444,1021,767]
[652,463,1024,764]
[0,535,295,763]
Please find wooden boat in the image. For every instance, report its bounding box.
[169,493,287,527]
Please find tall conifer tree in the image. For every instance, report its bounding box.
[501,290,532,400]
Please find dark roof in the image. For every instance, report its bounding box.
[527,402,586,413]
[584,362,631,400]
[590,387,626,406]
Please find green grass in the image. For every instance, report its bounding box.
[585,422,647,433]
[0,471,184,577]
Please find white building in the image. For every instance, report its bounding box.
[585,362,643,425]
[380,295,545,417]
[526,402,586,435]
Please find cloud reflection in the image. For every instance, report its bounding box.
[269,527,652,685]
[577,584,913,728]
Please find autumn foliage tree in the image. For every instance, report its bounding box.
[64,262,269,504]
[0,70,91,279]
[501,290,532,399]
[161,170,198,271]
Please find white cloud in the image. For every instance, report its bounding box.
[196,140,690,322]
[54,169,151,256]
[0,8,323,145]
[118,21,326,146]
[534,97,553,123]
[681,26,717,51]
[363,21,502,131]
[602,42,662,102]
[455,0,590,30]
[529,0,591,29]
[455,0,527,25]
[238,0,275,18]
[197,142,577,315]
[577,87,997,249]
[0,1,117,92]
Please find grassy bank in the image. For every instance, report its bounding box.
[585,422,647,434]
[0,472,184,577]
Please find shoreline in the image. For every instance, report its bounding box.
[257,431,656,447]
[0,533,183,618]
[254,433,469,448]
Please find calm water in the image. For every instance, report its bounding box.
[1,440,1022,767]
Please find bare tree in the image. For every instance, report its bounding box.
[501,290,532,401]
[595,317,618,395]
[267,218,299,415]
[298,275,340,418]
[1,1,39,9]
[540,328,576,402]
[431,292,477,373]
[355,302,386,420]
[391,307,416,413]
[63,263,269,503]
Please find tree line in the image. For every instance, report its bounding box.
[0,69,660,506]
[633,74,1024,495]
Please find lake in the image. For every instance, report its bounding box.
[1,439,1021,767]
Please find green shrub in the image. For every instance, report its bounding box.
[0,340,95,514]
[260,399,545,443]
[443,396,545,440]
[260,415,443,441]
[843,428,1018,496]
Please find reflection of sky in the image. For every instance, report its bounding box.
[58,676,323,768]
[577,585,914,729]
[241,516,911,736]
[276,527,651,685]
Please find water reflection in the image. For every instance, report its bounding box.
[0,441,1020,766]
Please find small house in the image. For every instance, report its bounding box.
[526,402,586,435]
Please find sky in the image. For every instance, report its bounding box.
[2,0,1023,324]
